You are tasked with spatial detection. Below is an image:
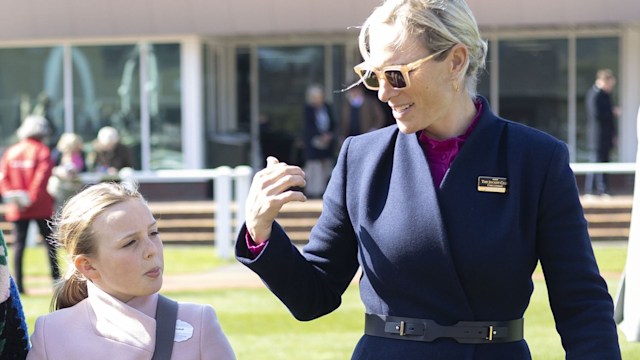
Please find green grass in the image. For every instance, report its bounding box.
[17,244,640,359]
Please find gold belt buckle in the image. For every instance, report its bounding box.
[486,325,496,341]
[397,321,406,336]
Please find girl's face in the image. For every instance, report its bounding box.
[82,198,163,303]
[368,23,455,137]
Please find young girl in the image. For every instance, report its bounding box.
[27,182,236,359]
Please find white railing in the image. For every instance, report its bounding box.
[569,162,636,174]
[80,166,254,259]
[73,162,635,259]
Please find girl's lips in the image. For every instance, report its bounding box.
[145,267,162,277]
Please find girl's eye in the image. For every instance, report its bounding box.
[150,231,160,237]
[123,239,136,247]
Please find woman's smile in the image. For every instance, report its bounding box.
[391,102,414,118]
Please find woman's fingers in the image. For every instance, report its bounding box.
[245,158,307,243]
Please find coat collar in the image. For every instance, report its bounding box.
[439,96,505,190]
[87,281,158,351]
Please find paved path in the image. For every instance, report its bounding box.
[162,262,266,291]
[22,261,267,296]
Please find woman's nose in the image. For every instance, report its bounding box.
[377,77,398,103]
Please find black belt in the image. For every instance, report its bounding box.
[364,313,524,344]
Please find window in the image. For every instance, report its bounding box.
[0,47,63,150]
[72,44,141,167]
[477,40,491,102]
[498,39,569,142]
[72,43,183,170]
[257,45,325,166]
[148,43,182,169]
[575,37,619,162]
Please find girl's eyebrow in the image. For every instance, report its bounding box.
[116,220,158,243]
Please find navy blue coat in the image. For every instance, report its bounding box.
[236,97,621,359]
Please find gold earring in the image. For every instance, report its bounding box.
[453,81,459,93]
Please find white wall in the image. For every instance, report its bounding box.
[469,0,640,27]
[0,0,637,41]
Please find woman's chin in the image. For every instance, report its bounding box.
[396,122,420,135]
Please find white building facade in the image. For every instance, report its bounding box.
[0,0,638,170]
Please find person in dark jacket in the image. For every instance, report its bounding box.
[0,115,60,295]
[339,84,386,145]
[302,84,336,198]
[584,68,617,196]
[86,126,135,176]
[235,0,622,359]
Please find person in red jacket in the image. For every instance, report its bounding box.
[0,115,60,294]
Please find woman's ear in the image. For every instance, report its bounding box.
[449,44,469,79]
[74,255,99,281]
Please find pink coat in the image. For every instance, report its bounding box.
[27,283,236,360]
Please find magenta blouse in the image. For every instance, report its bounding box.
[418,100,482,187]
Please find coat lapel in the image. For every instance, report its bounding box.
[87,282,156,352]
[375,132,475,320]
[436,102,525,318]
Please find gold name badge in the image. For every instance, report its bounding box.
[477,176,508,194]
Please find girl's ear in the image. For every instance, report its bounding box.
[74,255,99,281]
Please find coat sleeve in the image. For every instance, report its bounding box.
[197,305,236,360]
[26,317,47,359]
[536,142,621,359]
[235,137,360,321]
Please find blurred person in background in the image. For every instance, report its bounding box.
[0,115,60,295]
[584,68,618,196]
[340,83,387,145]
[49,132,87,210]
[302,84,336,199]
[86,126,135,176]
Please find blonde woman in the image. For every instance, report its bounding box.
[236,0,621,358]
[27,182,236,359]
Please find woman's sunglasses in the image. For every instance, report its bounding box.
[353,47,450,90]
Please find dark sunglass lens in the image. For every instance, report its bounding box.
[385,70,407,88]
[359,70,379,88]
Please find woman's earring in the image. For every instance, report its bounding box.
[453,81,459,93]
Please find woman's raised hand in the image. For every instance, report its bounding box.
[245,157,306,244]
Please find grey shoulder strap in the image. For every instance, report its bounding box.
[151,294,179,360]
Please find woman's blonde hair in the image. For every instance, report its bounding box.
[358,0,488,97]
[51,181,145,310]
